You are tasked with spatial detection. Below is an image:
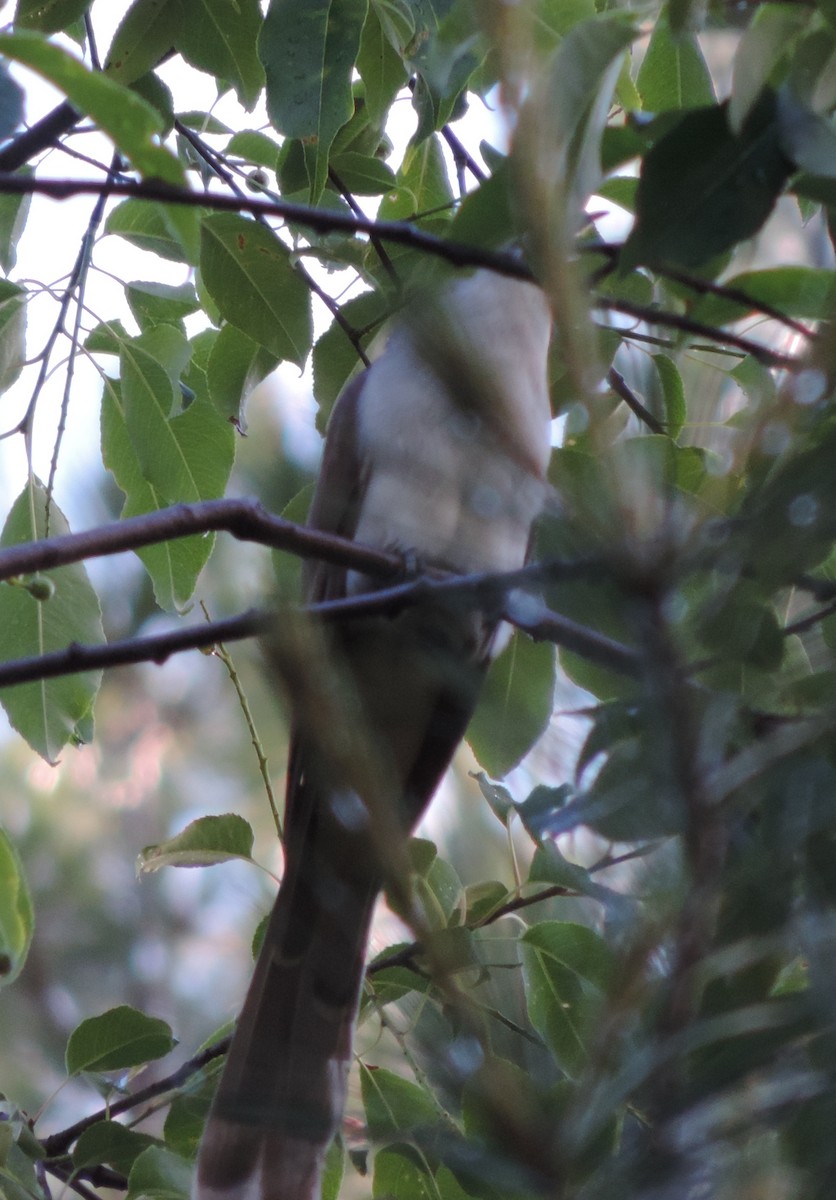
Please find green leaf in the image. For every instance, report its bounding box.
[0,482,103,761]
[378,131,452,227]
[86,319,132,355]
[175,0,265,110]
[360,1065,440,1140]
[137,813,255,873]
[520,921,613,1077]
[624,94,793,269]
[408,839,463,928]
[406,1,483,144]
[636,17,715,112]
[105,199,201,265]
[0,826,33,987]
[207,323,278,429]
[15,0,89,33]
[200,213,312,365]
[259,0,369,199]
[472,771,515,825]
[73,1122,160,1173]
[0,279,27,393]
[114,326,233,524]
[100,373,233,610]
[668,0,700,36]
[0,1138,41,1200]
[312,290,386,425]
[652,353,686,439]
[357,5,408,127]
[729,2,809,132]
[532,0,597,52]
[226,129,281,169]
[163,1089,213,1159]
[66,1005,176,1074]
[594,173,637,213]
[104,0,182,87]
[788,27,836,115]
[132,69,175,131]
[523,12,638,216]
[126,280,200,330]
[447,159,515,249]
[176,110,231,135]
[329,150,396,194]
[371,1146,433,1200]
[464,879,509,924]
[0,31,183,182]
[0,186,31,273]
[467,632,555,778]
[374,0,415,51]
[126,1145,192,1200]
[321,1136,345,1200]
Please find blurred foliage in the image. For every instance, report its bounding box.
[2,1,836,1199]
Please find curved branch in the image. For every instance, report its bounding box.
[0,497,401,583]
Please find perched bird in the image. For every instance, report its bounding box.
[194,267,553,1200]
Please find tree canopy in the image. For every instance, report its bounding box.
[2,1,836,1199]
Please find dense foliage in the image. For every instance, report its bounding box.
[2,1,836,1198]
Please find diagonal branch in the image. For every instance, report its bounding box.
[0,497,401,583]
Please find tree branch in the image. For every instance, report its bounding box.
[42,1036,231,1157]
[595,295,800,370]
[0,560,641,689]
[0,173,535,281]
[0,176,808,371]
[0,102,79,172]
[0,497,401,584]
[607,366,665,435]
[586,240,815,340]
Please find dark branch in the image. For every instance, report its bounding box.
[0,102,79,172]
[595,295,801,369]
[0,560,640,689]
[0,497,401,584]
[0,176,808,370]
[586,240,815,340]
[42,1036,231,1157]
[0,173,535,281]
[0,609,269,687]
[607,366,665,435]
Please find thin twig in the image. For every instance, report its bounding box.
[607,366,665,435]
[45,152,120,532]
[201,601,282,838]
[174,122,376,365]
[41,1037,231,1157]
[595,295,799,370]
[586,240,814,340]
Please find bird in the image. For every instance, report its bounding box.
[193,266,553,1200]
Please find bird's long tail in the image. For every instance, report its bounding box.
[194,794,378,1200]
